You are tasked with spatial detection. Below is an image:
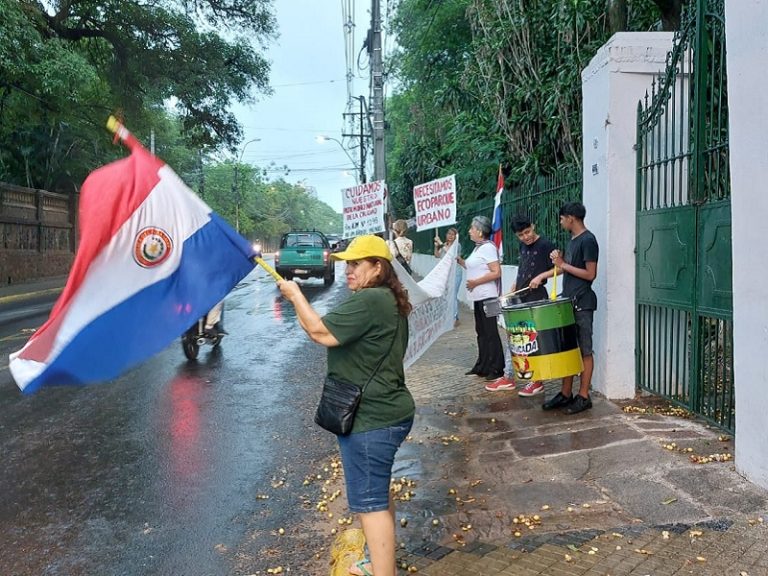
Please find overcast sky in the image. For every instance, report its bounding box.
[231,0,382,214]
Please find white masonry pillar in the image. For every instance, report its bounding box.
[581,32,673,399]
[726,1,768,490]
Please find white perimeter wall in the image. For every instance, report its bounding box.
[726,1,768,490]
[581,32,673,399]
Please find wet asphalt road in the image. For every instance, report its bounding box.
[0,261,346,575]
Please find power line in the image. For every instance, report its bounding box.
[272,78,346,88]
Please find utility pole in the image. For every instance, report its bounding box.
[198,150,205,201]
[232,138,261,234]
[342,95,368,183]
[369,0,387,226]
[359,96,365,183]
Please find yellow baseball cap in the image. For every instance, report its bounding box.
[331,235,392,261]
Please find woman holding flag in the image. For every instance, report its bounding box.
[278,235,414,576]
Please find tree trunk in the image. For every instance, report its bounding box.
[607,0,628,34]
[653,0,686,31]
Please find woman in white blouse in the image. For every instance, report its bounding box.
[457,216,504,380]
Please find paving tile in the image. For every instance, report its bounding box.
[397,311,768,576]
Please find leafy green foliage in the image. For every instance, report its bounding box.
[193,161,342,245]
[0,0,275,190]
[386,0,662,219]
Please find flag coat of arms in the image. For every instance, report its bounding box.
[491,164,504,260]
[9,127,255,393]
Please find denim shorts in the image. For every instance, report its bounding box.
[337,418,414,513]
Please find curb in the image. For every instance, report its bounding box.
[0,285,63,327]
[0,287,62,306]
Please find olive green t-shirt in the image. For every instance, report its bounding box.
[322,287,414,433]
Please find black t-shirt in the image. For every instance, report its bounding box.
[516,236,556,302]
[563,230,599,310]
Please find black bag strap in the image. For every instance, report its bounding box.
[393,237,410,260]
[360,317,401,394]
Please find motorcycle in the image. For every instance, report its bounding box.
[180,241,262,361]
[181,305,225,360]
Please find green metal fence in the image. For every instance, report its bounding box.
[412,166,582,261]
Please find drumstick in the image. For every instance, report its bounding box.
[550,266,558,301]
[501,285,531,298]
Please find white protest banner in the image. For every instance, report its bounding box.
[341,180,386,238]
[391,243,458,368]
[413,174,457,232]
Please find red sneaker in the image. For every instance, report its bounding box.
[485,375,516,392]
[518,381,544,397]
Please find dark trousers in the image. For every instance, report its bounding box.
[471,300,505,376]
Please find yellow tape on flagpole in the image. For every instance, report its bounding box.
[106,115,120,134]
[255,257,284,282]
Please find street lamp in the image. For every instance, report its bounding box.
[233,137,261,233]
[316,135,363,183]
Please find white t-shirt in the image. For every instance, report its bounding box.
[464,242,499,301]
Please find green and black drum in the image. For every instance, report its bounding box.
[501,297,583,381]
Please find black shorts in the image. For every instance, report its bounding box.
[574,309,594,356]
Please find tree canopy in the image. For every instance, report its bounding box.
[385,0,676,218]
[0,0,275,190]
[198,162,342,243]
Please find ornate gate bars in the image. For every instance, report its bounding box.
[635,0,733,432]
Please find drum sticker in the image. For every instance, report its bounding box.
[513,356,534,380]
[508,320,539,355]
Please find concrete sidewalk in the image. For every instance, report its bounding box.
[389,308,768,575]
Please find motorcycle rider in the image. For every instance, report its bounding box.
[204,301,224,339]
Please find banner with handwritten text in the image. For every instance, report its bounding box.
[413,174,457,232]
[342,180,386,239]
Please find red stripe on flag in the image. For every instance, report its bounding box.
[18,143,164,362]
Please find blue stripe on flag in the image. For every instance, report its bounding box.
[21,214,255,393]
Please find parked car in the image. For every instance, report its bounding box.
[274,231,335,286]
[325,234,342,251]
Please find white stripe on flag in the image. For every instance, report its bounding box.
[15,166,211,379]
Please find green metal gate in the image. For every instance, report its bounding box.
[636,0,733,432]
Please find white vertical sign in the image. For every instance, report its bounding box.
[341,180,386,238]
[413,174,457,232]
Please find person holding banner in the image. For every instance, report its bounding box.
[387,219,413,275]
[458,216,505,380]
[434,227,462,326]
[277,235,414,576]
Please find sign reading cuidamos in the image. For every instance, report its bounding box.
[342,180,386,239]
[413,175,456,231]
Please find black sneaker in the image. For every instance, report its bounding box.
[542,392,573,411]
[564,394,593,415]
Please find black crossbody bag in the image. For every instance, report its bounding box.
[315,323,399,436]
[391,239,413,275]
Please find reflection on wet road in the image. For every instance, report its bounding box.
[0,261,345,575]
